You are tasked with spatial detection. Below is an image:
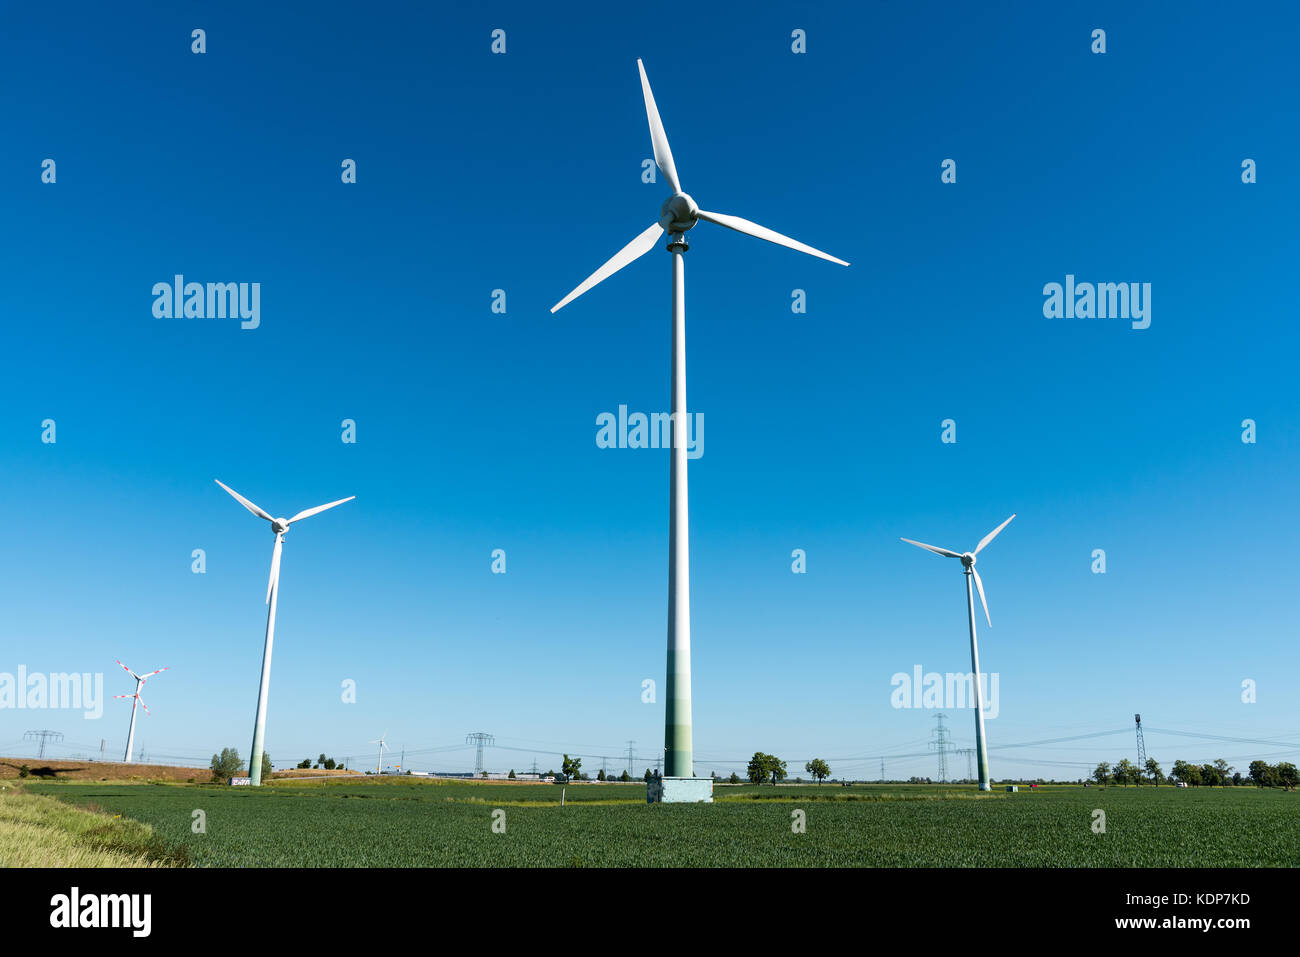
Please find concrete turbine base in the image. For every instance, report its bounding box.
[647,776,714,804]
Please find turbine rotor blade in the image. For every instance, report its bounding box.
[112,694,134,700]
[550,223,664,313]
[140,667,168,679]
[266,534,283,605]
[900,537,962,559]
[115,659,137,680]
[215,480,273,522]
[288,496,356,525]
[636,59,680,193]
[137,695,150,715]
[973,514,1016,555]
[696,209,849,266]
[972,566,991,627]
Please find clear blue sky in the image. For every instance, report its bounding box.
[1,3,1297,780]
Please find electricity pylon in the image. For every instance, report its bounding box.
[466,732,494,774]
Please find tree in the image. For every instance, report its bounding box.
[728,772,740,785]
[1213,759,1234,784]
[1248,760,1274,787]
[262,752,273,781]
[1275,762,1298,791]
[805,758,831,785]
[211,747,241,783]
[1114,759,1137,786]
[643,768,651,782]
[1145,758,1162,786]
[323,757,336,770]
[1093,762,1110,786]
[1171,760,1203,786]
[1200,763,1221,787]
[508,769,516,779]
[747,752,787,785]
[597,769,606,781]
[297,758,312,769]
[561,754,582,782]
[619,770,629,782]
[769,756,788,785]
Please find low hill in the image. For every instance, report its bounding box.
[0,757,360,783]
[0,758,206,783]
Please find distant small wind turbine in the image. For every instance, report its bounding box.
[370,732,389,774]
[901,514,1016,792]
[113,659,167,764]
[216,479,355,786]
[552,59,848,782]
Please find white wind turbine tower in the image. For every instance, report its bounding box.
[216,479,355,786]
[112,659,167,763]
[369,732,389,775]
[901,514,1015,792]
[552,60,848,790]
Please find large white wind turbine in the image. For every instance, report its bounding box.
[113,659,167,763]
[369,732,389,775]
[216,479,355,786]
[552,60,848,785]
[901,514,1016,791]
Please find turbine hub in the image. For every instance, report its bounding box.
[961,553,975,568]
[272,518,290,534]
[660,191,699,234]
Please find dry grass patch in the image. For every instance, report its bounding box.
[0,786,188,867]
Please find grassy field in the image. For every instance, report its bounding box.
[0,786,188,867]
[24,777,1299,867]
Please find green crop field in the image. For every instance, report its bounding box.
[25,779,1299,867]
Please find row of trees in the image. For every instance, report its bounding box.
[296,753,346,770]
[210,747,271,783]
[744,754,835,785]
[1092,757,1298,789]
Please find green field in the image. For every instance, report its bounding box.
[25,779,1299,867]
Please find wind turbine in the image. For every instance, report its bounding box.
[112,659,167,764]
[369,732,389,775]
[551,60,849,782]
[901,514,1015,792]
[216,479,355,786]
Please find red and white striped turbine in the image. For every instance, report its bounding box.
[113,659,168,763]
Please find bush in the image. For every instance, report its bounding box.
[210,748,241,783]
[18,765,29,778]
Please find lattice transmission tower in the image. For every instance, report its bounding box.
[466,732,494,774]
[929,713,952,782]
[24,730,63,759]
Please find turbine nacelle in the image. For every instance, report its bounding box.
[659,191,699,234]
[960,552,976,569]
[272,518,291,534]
